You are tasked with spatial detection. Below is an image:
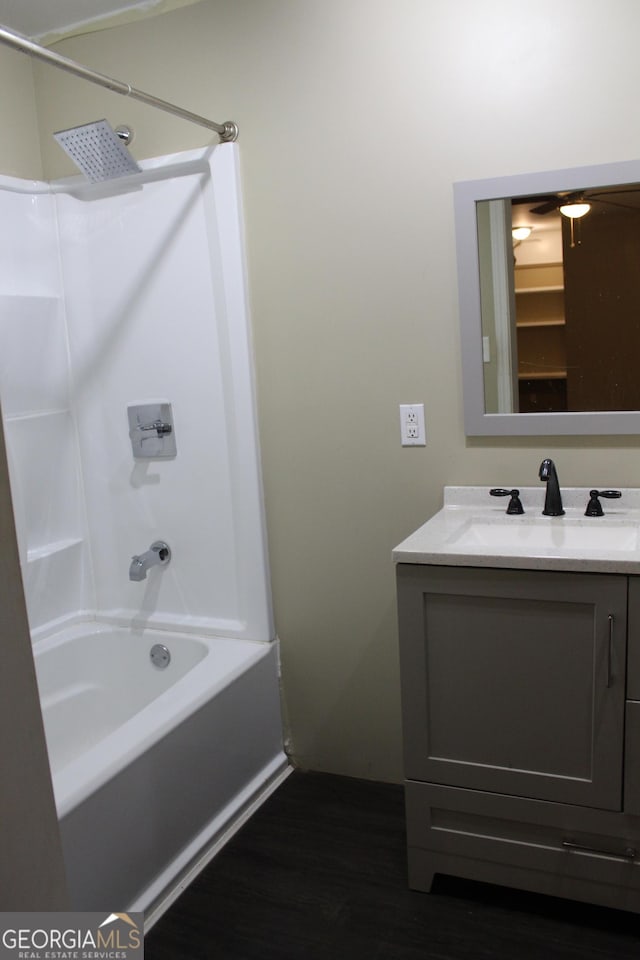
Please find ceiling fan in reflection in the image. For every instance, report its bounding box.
[527,188,640,217]
[515,186,640,247]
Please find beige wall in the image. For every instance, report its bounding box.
[15,0,640,782]
[0,418,69,907]
[0,50,67,905]
[0,45,43,177]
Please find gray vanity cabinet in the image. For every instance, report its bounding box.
[397,563,640,911]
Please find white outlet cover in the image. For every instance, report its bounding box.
[400,403,426,446]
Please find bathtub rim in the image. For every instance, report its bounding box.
[30,608,273,647]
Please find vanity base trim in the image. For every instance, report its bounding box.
[406,780,640,913]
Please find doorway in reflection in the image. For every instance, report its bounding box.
[512,205,566,413]
[512,189,640,414]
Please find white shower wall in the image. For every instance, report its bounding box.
[0,145,274,646]
[0,185,93,632]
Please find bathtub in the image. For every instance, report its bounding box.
[34,620,288,917]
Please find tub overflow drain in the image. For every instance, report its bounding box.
[150,643,171,669]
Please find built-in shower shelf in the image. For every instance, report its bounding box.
[27,538,83,563]
[4,407,71,423]
[0,292,61,306]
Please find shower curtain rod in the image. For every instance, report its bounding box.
[0,24,238,142]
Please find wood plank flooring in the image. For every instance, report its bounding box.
[145,771,640,959]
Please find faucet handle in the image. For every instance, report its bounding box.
[585,489,622,517]
[490,488,525,515]
[134,419,173,438]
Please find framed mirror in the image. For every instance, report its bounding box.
[454,158,640,435]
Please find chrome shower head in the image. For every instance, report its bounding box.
[53,119,141,183]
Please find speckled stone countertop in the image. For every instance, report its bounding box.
[392,486,640,574]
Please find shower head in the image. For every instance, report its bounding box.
[53,119,141,183]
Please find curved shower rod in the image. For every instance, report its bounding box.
[0,24,238,142]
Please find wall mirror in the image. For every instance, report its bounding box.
[454,158,640,435]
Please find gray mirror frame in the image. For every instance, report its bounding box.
[454,157,640,436]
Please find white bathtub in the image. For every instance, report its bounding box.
[33,620,288,916]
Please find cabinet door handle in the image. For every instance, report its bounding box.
[563,838,636,860]
[607,614,614,688]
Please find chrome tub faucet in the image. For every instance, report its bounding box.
[129,540,171,581]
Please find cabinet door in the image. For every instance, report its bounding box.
[397,565,627,810]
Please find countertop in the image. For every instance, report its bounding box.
[392,486,640,574]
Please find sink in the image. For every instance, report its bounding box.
[448,517,640,553]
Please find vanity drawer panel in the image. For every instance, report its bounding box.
[627,577,640,700]
[406,780,640,902]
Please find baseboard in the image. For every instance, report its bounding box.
[142,757,292,932]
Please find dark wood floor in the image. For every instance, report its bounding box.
[145,771,640,959]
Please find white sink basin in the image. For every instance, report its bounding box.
[448,517,639,553]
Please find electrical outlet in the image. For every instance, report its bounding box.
[400,404,426,446]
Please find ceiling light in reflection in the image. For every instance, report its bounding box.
[559,202,591,219]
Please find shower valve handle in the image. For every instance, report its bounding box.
[135,419,173,438]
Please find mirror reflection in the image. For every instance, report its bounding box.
[479,182,640,415]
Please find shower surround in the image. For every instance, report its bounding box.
[0,144,287,917]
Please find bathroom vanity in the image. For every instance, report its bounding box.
[394,486,640,912]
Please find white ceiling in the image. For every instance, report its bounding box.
[0,1,164,40]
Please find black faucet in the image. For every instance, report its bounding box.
[539,458,565,516]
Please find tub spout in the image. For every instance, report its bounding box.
[129,540,171,581]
